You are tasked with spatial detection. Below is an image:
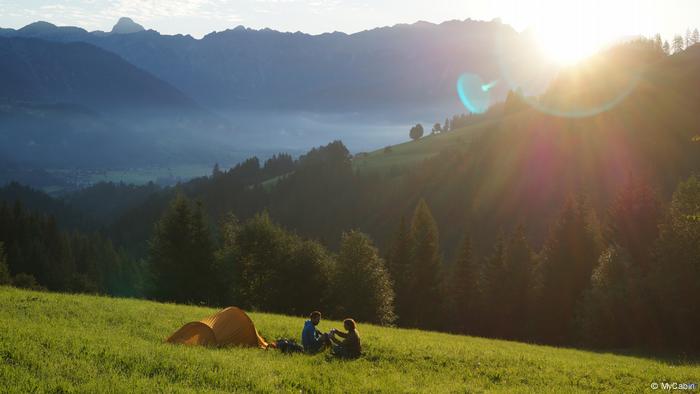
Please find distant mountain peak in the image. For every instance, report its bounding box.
[111,17,145,34]
[19,21,57,33]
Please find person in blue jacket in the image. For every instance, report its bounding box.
[301,311,330,353]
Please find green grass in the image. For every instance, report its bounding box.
[1,287,698,393]
[253,119,496,186]
[351,120,496,175]
[258,172,293,190]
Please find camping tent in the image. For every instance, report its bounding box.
[166,306,268,348]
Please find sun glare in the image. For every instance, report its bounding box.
[535,26,604,65]
[510,1,648,65]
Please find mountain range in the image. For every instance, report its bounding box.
[0,17,556,184]
[0,36,194,110]
[0,18,553,112]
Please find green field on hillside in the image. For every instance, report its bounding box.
[256,119,497,188]
[351,120,497,175]
[0,286,697,393]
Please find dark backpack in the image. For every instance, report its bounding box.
[275,339,304,354]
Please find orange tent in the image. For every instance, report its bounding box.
[166,306,268,348]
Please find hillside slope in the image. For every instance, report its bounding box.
[0,287,697,393]
[0,37,195,110]
[0,36,236,171]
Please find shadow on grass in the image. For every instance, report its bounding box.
[587,348,700,367]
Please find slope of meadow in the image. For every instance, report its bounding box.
[351,119,497,175]
[0,286,697,393]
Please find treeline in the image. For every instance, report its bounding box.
[109,152,297,258]
[389,177,699,350]
[144,174,699,351]
[147,195,395,325]
[0,182,95,231]
[0,200,143,295]
[408,104,504,141]
[63,181,161,225]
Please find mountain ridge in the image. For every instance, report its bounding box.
[0,17,554,112]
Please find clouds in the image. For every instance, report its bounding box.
[0,0,243,34]
[1,0,698,39]
[104,0,232,21]
[0,0,351,35]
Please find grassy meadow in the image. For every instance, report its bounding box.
[0,286,698,393]
[351,119,496,175]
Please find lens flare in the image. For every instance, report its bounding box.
[481,80,498,92]
[457,74,492,114]
[493,30,642,119]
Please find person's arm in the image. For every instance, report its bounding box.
[302,325,313,345]
[328,334,340,345]
[334,330,348,339]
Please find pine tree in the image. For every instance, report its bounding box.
[693,28,700,46]
[0,242,11,285]
[672,35,685,53]
[663,40,671,55]
[406,199,443,329]
[534,197,600,344]
[501,226,535,340]
[479,233,507,337]
[386,216,412,325]
[212,162,223,178]
[149,194,218,305]
[653,33,663,51]
[651,176,700,350]
[335,230,395,325]
[575,246,649,348]
[447,234,479,333]
[608,178,661,272]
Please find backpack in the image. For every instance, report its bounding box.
[275,339,305,354]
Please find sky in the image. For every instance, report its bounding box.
[1,0,699,61]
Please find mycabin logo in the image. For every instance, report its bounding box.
[650,382,698,391]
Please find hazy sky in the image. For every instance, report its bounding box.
[0,0,698,41]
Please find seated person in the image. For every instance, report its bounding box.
[301,311,329,353]
[329,318,362,359]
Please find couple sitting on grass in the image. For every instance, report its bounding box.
[301,311,361,359]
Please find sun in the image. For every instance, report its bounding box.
[536,29,600,65]
[534,20,609,65]
[508,1,636,66]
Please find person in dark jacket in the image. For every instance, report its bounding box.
[301,311,329,353]
[329,318,361,359]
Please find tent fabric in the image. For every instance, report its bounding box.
[165,321,217,346]
[166,306,268,348]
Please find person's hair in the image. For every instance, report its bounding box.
[310,311,322,319]
[343,318,356,330]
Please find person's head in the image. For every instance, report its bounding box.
[343,318,356,331]
[309,311,322,325]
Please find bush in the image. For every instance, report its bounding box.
[224,212,335,315]
[12,273,45,291]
